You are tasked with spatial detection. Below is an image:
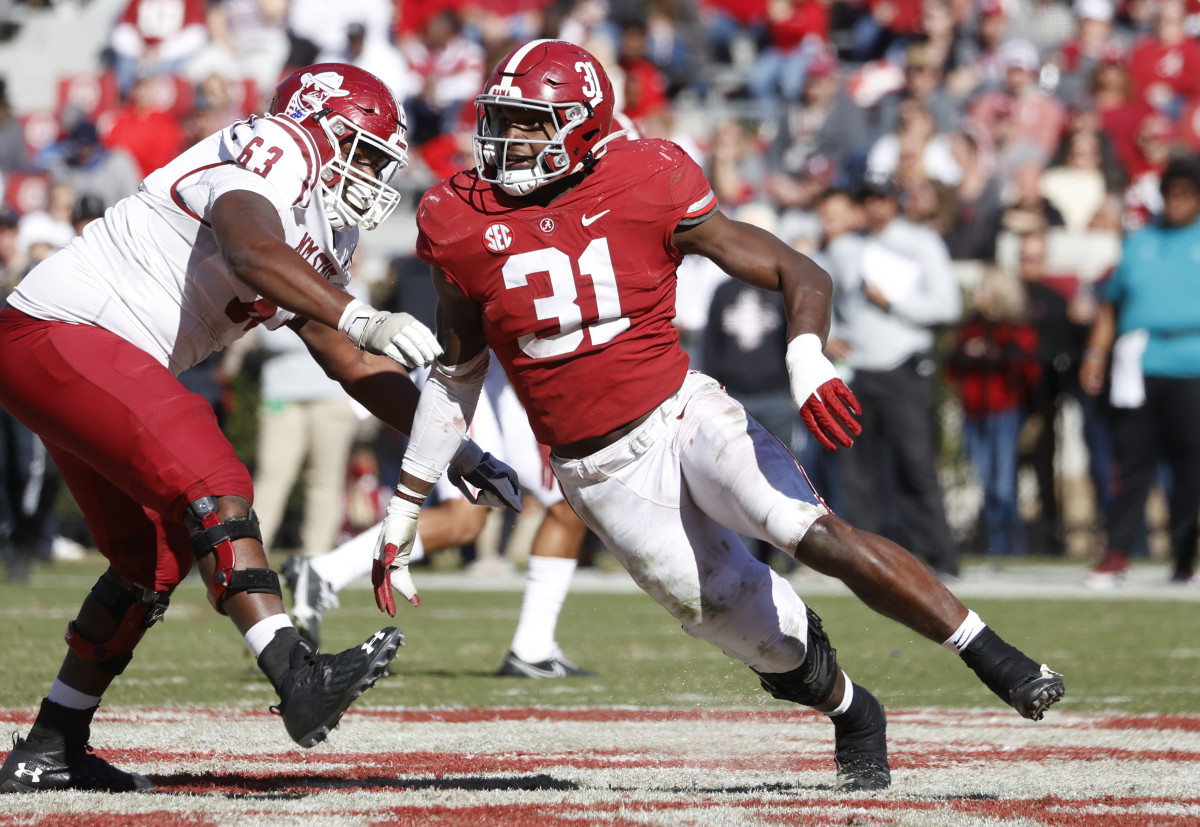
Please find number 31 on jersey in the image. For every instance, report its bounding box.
[503,238,629,359]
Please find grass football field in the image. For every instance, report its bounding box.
[1,554,1197,713]
[1,554,1198,825]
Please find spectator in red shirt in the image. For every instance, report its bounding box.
[1120,110,1185,229]
[1127,0,1200,117]
[102,74,187,179]
[945,266,1041,556]
[745,0,829,113]
[619,19,670,122]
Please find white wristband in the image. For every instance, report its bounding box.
[785,333,837,404]
[337,298,375,346]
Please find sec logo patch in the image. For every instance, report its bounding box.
[483,223,513,253]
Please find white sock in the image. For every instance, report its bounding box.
[509,555,576,663]
[244,614,293,658]
[826,672,854,717]
[942,610,987,654]
[312,521,425,593]
[47,679,101,711]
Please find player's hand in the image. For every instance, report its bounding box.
[786,333,863,452]
[358,311,442,368]
[447,441,523,512]
[372,486,424,614]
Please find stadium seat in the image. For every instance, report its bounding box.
[16,110,59,161]
[56,72,120,123]
[3,170,50,215]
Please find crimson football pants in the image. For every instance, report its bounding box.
[0,309,252,590]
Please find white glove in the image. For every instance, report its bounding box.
[447,440,523,511]
[372,485,424,615]
[339,299,442,369]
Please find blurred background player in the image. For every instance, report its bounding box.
[284,359,593,678]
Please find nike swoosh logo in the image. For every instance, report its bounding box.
[581,210,610,227]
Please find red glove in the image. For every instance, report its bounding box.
[786,334,863,451]
[800,377,863,451]
[371,486,424,615]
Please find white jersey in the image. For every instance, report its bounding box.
[8,114,356,375]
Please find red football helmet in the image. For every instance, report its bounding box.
[474,40,616,196]
[270,63,408,230]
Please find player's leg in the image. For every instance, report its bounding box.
[797,516,1064,719]
[0,450,167,793]
[497,386,591,677]
[675,376,1064,721]
[500,499,592,677]
[0,320,400,792]
[552,373,888,790]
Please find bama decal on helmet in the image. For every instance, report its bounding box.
[283,71,350,121]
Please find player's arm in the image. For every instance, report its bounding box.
[210,189,439,368]
[372,266,493,614]
[212,190,360,330]
[672,210,861,451]
[397,265,490,498]
[671,209,833,343]
[292,318,420,432]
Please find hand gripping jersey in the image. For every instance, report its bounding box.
[416,139,718,446]
[8,115,356,376]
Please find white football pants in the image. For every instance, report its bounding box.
[552,372,830,675]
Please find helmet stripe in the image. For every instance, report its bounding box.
[497,38,556,91]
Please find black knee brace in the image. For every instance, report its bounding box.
[64,573,170,675]
[187,496,280,612]
[753,607,840,707]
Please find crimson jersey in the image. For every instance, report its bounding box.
[415,139,718,446]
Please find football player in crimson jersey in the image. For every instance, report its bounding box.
[375,39,1066,792]
[0,64,522,794]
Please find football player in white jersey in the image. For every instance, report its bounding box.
[0,64,519,794]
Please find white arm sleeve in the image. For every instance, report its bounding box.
[400,349,490,484]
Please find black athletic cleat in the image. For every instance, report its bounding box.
[498,649,594,679]
[281,554,338,649]
[1008,665,1066,721]
[961,629,1065,721]
[273,627,403,747]
[0,731,153,793]
[833,687,891,792]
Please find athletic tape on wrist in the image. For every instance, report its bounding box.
[338,298,375,347]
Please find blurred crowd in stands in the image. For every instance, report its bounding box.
[3,0,1199,586]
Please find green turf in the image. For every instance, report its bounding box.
[2,555,1197,715]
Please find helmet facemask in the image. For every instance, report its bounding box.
[473,98,592,196]
[316,111,407,231]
